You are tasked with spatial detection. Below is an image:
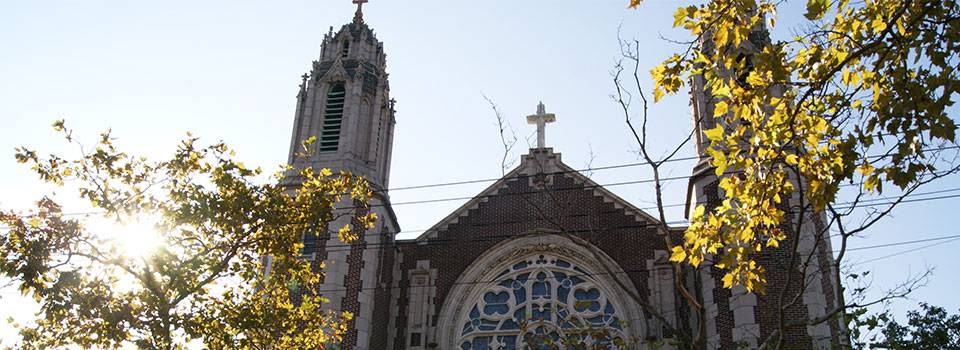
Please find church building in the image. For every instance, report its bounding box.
[286,4,841,349]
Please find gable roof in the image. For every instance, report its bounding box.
[414,147,681,241]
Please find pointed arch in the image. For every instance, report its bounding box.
[341,40,350,58]
[320,82,346,153]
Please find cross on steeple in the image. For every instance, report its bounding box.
[526,101,556,149]
[352,0,368,23]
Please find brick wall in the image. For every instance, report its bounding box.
[368,230,396,349]
[379,170,836,348]
[393,173,671,346]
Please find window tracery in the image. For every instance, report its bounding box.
[458,254,626,350]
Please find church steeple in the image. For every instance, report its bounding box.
[287,6,395,190]
[284,7,400,349]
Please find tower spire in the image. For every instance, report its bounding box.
[352,0,368,23]
[287,1,394,189]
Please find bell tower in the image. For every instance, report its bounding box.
[285,3,400,349]
[287,0,396,190]
[684,27,841,349]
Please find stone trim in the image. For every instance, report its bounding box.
[434,232,646,349]
[404,260,438,349]
[646,250,678,340]
[339,201,371,349]
[417,148,674,241]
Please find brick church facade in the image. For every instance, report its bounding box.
[287,6,842,350]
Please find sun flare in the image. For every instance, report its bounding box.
[118,220,163,257]
[100,216,166,259]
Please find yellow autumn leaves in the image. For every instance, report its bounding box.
[3,120,380,348]
[642,0,960,293]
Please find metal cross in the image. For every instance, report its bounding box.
[526,101,556,149]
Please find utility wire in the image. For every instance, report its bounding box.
[7,146,958,217]
[3,205,958,292]
[337,170,959,211]
[854,237,960,265]
[311,192,960,253]
[309,234,960,294]
[841,233,960,253]
[4,183,960,246]
[381,187,960,236]
[378,145,959,193]
[384,154,702,192]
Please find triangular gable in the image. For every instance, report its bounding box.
[415,165,524,241]
[414,148,678,241]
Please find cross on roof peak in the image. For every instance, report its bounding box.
[352,0,368,23]
[526,101,556,149]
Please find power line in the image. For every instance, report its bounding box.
[384,154,702,192]
[381,174,690,208]
[312,191,960,253]
[10,146,956,216]
[3,148,959,243]
[3,229,950,296]
[4,210,957,293]
[337,169,960,212]
[377,145,959,194]
[4,183,960,249]
[310,233,960,294]
[854,237,960,265]
[840,233,960,252]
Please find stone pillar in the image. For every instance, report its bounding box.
[730,285,760,347]
[405,260,437,349]
[698,263,721,349]
[647,250,678,340]
[796,213,835,349]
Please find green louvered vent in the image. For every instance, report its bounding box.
[320,84,345,153]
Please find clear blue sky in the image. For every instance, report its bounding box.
[1,0,957,345]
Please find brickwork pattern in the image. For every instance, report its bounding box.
[754,249,814,348]
[752,198,815,349]
[339,204,370,350]
[368,230,396,349]
[392,276,410,350]
[314,225,331,283]
[711,267,736,349]
[393,173,671,346]
[702,180,737,349]
[814,215,841,347]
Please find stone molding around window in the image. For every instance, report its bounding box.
[436,232,646,349]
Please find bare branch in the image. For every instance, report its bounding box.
[481,93,518,176]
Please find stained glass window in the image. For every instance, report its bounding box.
[458,254,626,349]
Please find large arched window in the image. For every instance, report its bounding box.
[457,253,627,349]
[319,83,345,153]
